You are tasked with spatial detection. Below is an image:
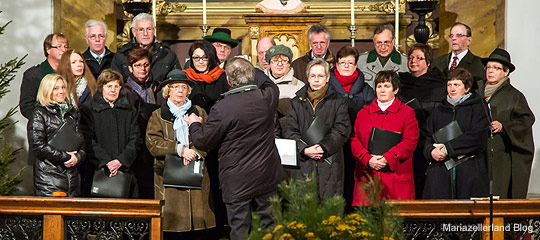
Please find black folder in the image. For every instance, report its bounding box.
[433,120,463,143]
[91,168,133,198]
[163,154,204,189]
[301,116,330,146]
[404,98,421,110]
[47,122,83,152]
[368,127,402,155]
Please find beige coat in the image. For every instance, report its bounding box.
[146,104,215,232]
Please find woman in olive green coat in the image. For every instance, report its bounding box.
[146,70,215,236]
[481,48,535,199]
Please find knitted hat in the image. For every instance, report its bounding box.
[265,45,293,64]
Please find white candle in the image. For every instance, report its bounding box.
[350,0,355,25]
[203,0,207,25]
[395,0,399,47]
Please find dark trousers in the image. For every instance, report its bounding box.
[225,190,275,240]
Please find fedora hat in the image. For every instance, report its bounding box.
[158,69,194,90]
[203,28,239,48]
[482,48,515,73]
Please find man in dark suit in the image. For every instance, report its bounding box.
[82,20,115,79]
[432,22,485,88]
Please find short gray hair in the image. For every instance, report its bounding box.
[225,57,255,88]
[373,23,395,39]
[132,13,155,28]
[305,58,330,78]
[308,24,330,42]
[85,20,108,36]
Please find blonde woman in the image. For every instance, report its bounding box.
[29,73,85,196]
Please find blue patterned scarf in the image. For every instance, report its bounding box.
[167,98,192,148]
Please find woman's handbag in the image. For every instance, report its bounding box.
[163,154,203,189]
[47,122,83,152]
[91,168,133,198]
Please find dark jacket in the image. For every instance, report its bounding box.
[83,47,115,80]
[284,86,351,200]
[422,92,490,199]
[481,80,535,199]
[28,103,85,196]
[19,60,55,119]
[186,68,229,113]
[146,102,215,231]
[80,91,141,170]
[328,68,375,125]
[432,50,485,89]
[111,39,181,85]
[189,70,286,203]
[291,50,335,84]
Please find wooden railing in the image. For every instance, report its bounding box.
[389,200,540,240]
[0,196,162,240]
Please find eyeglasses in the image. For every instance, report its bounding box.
[104,84,122,90]
[338,61,355,66]
[448,33,469,39]
[485,65,504,71]
[270,59,289,65]
[192,55,209,62]
[213,42,231,51]
[133,63,150,69]
[375,41,392,48]
[87,34,106,40]
[135,27,155,34]
[408,56,425,62]
[311,41,327,47]
[50,44,69,50]
[169,84,189,90]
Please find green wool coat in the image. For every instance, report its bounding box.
[481,80,535,199]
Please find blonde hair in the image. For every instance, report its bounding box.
[161,82,192,99]
[36,74,71,106]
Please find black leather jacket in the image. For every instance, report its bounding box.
[28,103,85,196]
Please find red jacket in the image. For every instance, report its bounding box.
[350,98,418,205]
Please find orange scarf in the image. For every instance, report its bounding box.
[184,67,225,84]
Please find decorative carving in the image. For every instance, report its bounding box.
[0,215,43,240]
[357,0,404,14]
[156,0,187,16]
[66,217,150,240]
[504,218,540,239]
[250,26,260,37]
[403,219,483,239]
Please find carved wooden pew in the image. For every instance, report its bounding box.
[0,197,162,240]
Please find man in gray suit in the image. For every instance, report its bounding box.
[357,23,408,90]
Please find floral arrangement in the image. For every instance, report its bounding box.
[248,174,403,240]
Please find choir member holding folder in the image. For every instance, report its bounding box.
[350,71,418,205]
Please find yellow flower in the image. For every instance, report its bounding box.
[383,237,394,240]
[322,215,341,225]
[279,233,294,240]
[296,223,306,229]
[330,232,338,238]
[263,233,273,240]
[273,224,283,233]
[305,232,315,238]
[287,221,298,229]
[336,223,349,231]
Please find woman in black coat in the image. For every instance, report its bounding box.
[285,59,351,200]
[80,69,142,198]
[398,43,446,198]
[29,74,85,197]
[423,68,489,199]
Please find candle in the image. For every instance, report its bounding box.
[395,0,399,47]
[203,0,207,25]
[350,0,355,26]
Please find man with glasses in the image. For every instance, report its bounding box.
[256,37,276,70]
[203,28,239,68]
[432,22,484,87]
[19,33,69,119]
[291,24,335,84]
[357,23,408,90]
[111,13,180,85]
[83,20,115,79]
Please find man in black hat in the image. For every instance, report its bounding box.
[110,13,180,85]
[432,22,485,87]
[204,28,239,68]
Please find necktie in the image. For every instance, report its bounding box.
[450,56,458,71]
[96,56,102,64]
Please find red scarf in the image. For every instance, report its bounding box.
[184,66,225,84]
[333,68,358,94]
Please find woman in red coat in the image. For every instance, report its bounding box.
[351,70,418,205]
